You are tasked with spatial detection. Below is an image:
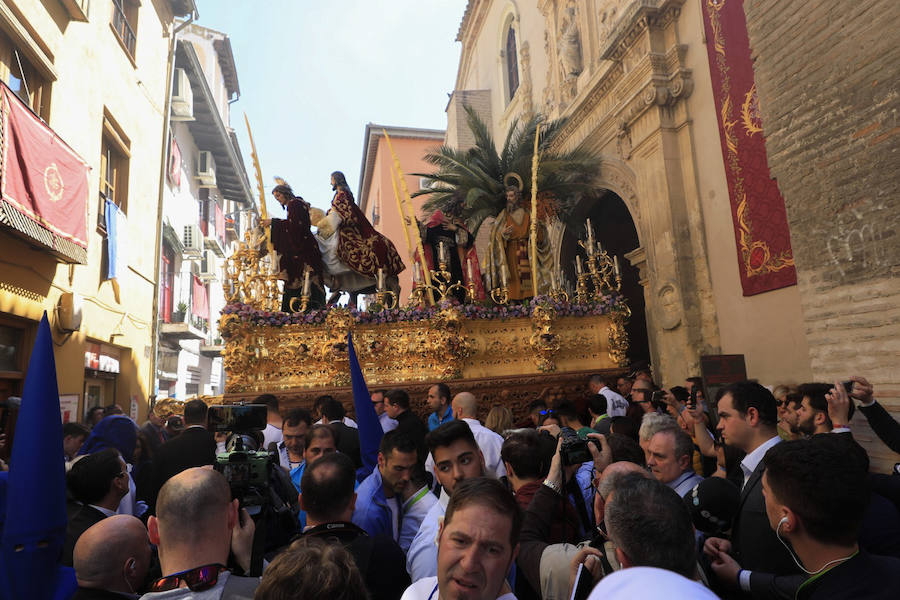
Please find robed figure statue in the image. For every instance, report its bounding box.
[262,182,325,311]
[487,185,553,300]
[422,206,485,303]
[315,172,404,305]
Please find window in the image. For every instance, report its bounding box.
[199,189,210,236]
[110,0,139,59]
[506,27,519,101]
[98,112,131,228]
[0,29,50,119]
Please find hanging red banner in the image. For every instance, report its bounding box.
[701,0,796,295]
[0,83,89,250]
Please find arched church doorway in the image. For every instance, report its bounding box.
[559,190,650,368]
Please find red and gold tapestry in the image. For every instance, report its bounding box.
[701,0,796,295]
[0,83,89,250]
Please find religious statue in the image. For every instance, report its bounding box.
[260,181,325,312]
[558,6,583,79]
[316,171,405,306]
[422,200,485,303]
[487,184,553,300]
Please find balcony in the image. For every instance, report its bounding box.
[160,314,206,341]
[204,234,225,258]
[200,334,224,358]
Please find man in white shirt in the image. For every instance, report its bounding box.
[425,392,505,479]
[257,394,284,449]
[702,381,799,595]
[407,420,487,580]
[313,394,358,428]
[589,375,628,418]
[401,478,519,600]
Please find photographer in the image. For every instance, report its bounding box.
[517,429,612,599]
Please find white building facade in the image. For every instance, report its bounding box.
[155,24,253,401]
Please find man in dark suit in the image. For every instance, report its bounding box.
[149,399,216,511]
[298,452,410,600]
[704,381,801,597]
[383,389,428,466]
[322,398,361,469]
[62,448,130,566]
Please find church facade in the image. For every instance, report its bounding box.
[448,0,813,388]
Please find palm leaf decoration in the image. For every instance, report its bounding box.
[414,105,601,236]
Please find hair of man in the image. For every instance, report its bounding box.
[606,433,646,466]
[764,436,869,546]
[609,416,639,442]
[154,467,232,549]
[604,473,697,578]
[638,413,677,443]
[64,422,90,439]
[500,429,552,480]
[300,452,357,523]
[314,395,334,412]
[588,394,608,416]
[255,394,279,412]
[443,477,522,547]
[379,430,418,456]
[784,391,803,412]
[182,399,208,426]
[720,381,778,427]
[284,408,313,429]
[798,382,855,428]
[654,427,694,463]
[254,536,367,600]
[552,401,578,422]
[322,398,347,422]
[66,448,123,505]
[385,388,410,411]
[528,399,547,413]
[426,419,477,455]
[305,423,337,449]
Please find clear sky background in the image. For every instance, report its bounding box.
[194,0,465,216]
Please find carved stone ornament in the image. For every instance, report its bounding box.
[558,6,583,80]
[656,281,683,330]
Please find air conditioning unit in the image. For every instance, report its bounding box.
[170,68,194,121]
[182,224,204,258]
[199,250,217,281]
[195,151,216,187]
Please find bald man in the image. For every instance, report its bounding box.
[142,468,257,599]
[426,392,505,479]
[73,515,151,599]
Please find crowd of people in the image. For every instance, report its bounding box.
[3,372,899,600]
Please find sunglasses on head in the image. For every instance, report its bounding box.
[150,564,227,593]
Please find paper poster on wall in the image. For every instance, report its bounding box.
[130,395,139,421]
[60,394,79,424]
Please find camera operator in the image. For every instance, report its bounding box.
[827,376,900,453]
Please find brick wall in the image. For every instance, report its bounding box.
[445,89,492,151]
[743,0,900,471]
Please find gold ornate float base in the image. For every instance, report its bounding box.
[222,307,626,395]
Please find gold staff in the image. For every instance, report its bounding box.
[383,130,434,305]
[529,123,542,296]
[243,113,275,259]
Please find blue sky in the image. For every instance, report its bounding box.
[195,0,465,216]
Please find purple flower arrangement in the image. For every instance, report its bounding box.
[221,294,621,332]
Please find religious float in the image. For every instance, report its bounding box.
[219,123,630,417]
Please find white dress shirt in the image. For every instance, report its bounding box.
[739,435,781,489]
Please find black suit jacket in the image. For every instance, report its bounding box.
[149,426,216,508]
[330,422,362,469]
[732,459,797,575]
[62,505,107,566]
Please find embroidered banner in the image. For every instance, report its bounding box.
[1,83,89,250]
[701,0,796,295]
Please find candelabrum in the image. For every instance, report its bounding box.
[408,251,473,306]
[489,283,509,305]
[576,218,623,299]
[223,229,282,311]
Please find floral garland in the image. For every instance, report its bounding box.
[221,294,622,330]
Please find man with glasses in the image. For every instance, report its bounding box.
[142,468,256,599]
[631,378,657,416]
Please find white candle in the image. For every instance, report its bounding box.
[413,261,422,284]
[586,218,594,244]
[466,258,473,282]
[501,264,509,287]
[550,270,557,290]
[614,256,621,278]
[576,255,583,275]
[302,267,310,296]
[438,241,446,264]
[377,267,384,291]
